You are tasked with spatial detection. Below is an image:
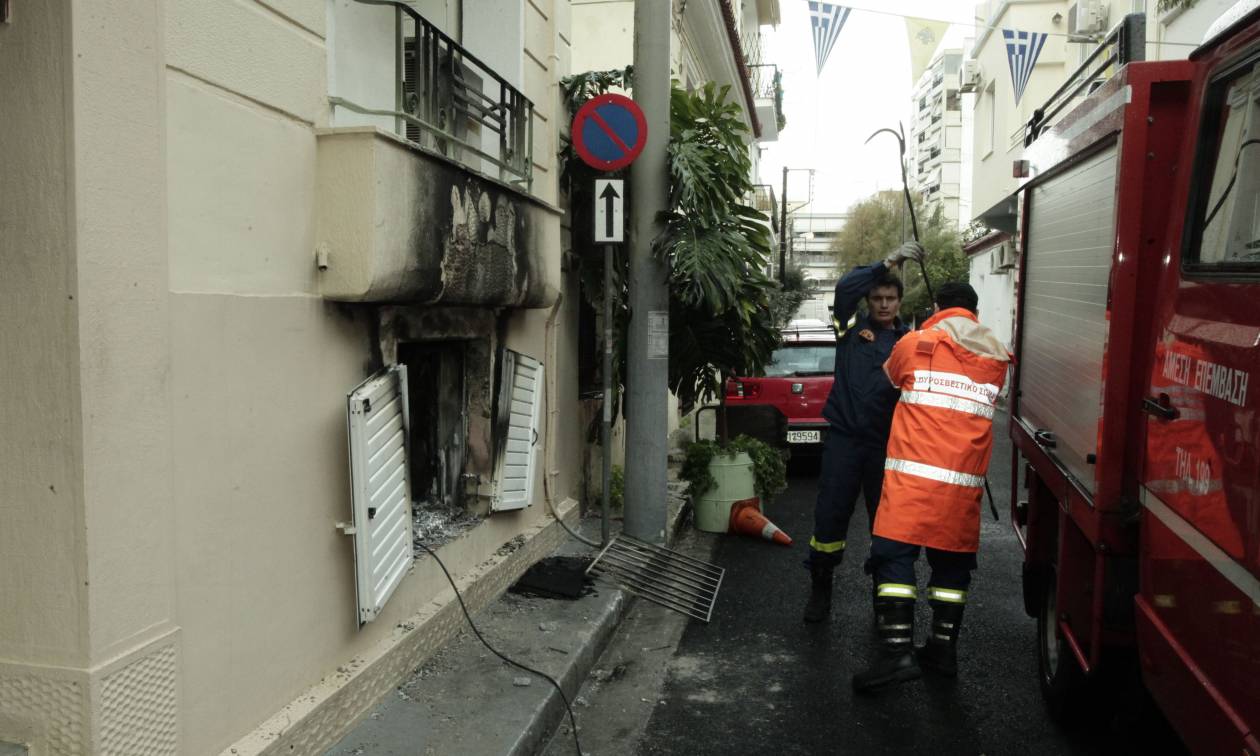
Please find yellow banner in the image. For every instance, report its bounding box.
[905,17,950,83]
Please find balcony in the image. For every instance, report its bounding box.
[748,64,785,141]
[316,0,554,307]
[748,184,780,233]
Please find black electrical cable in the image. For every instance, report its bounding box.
[414,542,584,756]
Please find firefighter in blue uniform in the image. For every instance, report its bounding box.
[802,241,925,623]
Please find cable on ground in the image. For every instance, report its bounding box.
[414,541,585,756]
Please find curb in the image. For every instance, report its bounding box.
[326,476,691,756]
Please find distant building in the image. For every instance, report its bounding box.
[907,48,972,227]
[787,212,848,321]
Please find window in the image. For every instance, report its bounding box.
[1186,58,1260,273]
[763,345,835,377]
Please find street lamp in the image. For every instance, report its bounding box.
[779,166,813,283]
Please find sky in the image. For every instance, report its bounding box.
[758,1,978,216]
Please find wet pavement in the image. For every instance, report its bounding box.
[549,412,1187,755]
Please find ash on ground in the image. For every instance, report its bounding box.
[413,503,480,553]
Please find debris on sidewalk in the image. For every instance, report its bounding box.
[509,555,592,600]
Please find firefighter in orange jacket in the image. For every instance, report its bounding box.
[852,282,1011,692]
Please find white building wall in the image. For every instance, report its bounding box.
[968,248,1017,350]
[968,0,1070,220]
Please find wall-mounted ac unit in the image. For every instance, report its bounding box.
[959,59,980,93]
[1068,0,1108,37]
[990,241,1017,274]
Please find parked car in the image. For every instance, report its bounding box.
[722,319,836,452]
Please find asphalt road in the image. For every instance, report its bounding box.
[549,411,1187,755]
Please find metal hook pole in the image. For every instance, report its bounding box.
[865,123,934,302]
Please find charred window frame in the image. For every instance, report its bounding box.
[1182,49,1260,280]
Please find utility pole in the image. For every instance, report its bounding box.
[624,0,671,544]
[779,166,788,283]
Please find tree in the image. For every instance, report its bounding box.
[829,191,968,320]
[561,71,783,414]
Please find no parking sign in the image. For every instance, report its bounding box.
[571,93,648,172]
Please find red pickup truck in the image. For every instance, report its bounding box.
[723,319,836,451]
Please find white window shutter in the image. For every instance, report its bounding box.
[345,365,413,625]
[492,352,543,512]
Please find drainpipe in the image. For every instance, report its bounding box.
[543,290,601,547]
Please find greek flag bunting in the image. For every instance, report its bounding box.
[1002,28,1048,104]
[809,2,850,76]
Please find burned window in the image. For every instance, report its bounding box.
[397,341,468,510]
[1187,58,1260,273]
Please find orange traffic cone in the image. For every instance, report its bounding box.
[728,497,792,546]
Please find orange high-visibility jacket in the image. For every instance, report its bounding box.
[872,308,1011,553]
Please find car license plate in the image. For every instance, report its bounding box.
[787,430,821,444]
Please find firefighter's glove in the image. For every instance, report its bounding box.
[884,242,927,269]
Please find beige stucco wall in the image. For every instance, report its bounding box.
[2,0,180,752]
[1,0,579,753]
[0,0,87,677]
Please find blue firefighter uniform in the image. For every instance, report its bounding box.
[808,262,908,569]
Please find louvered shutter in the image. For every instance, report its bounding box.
[492,352,543,512]
[345,365,413,625]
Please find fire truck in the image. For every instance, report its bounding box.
[1002,6,1260,752]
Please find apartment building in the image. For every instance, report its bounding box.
[908,48,972,227]
[0,1,582,753]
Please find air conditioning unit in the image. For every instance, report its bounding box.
[1068,0,1108,37]
[990,241,1016,274]
[959,59,980,93]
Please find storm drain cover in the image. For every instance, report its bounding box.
[585,535,724,623]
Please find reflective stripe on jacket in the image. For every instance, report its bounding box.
[872,308,1011,553]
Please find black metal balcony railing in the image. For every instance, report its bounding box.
[743,30,767,68]
[748,184,779,232]
[747,63,779,100]
[329,0,534,189]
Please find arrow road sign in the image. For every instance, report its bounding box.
[594,179,624,243]
[572,94,648,172]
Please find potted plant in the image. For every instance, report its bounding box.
[680,434,786,533]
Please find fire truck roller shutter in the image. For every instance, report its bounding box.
[1017,143,1119,495]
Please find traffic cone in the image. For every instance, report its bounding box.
[728,497,792,546]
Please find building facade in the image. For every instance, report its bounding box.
[0,1,583,754]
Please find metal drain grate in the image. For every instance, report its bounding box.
[586,535,724,622]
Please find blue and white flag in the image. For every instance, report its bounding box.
[1002,29,1048,104]
[809,3,850,76]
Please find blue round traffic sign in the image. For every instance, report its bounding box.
[572,93,648,172]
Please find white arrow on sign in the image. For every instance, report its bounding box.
[594,179,624,243]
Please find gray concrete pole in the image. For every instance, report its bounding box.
[624,0,671,544]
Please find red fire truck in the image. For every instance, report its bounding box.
[1003,6,1260,752]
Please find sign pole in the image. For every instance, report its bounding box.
[602,242,613,547]
[592,179,623,547]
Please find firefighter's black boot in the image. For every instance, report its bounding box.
[802,562,834,623]
[917,598,965,678]
[852,597,921,692]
